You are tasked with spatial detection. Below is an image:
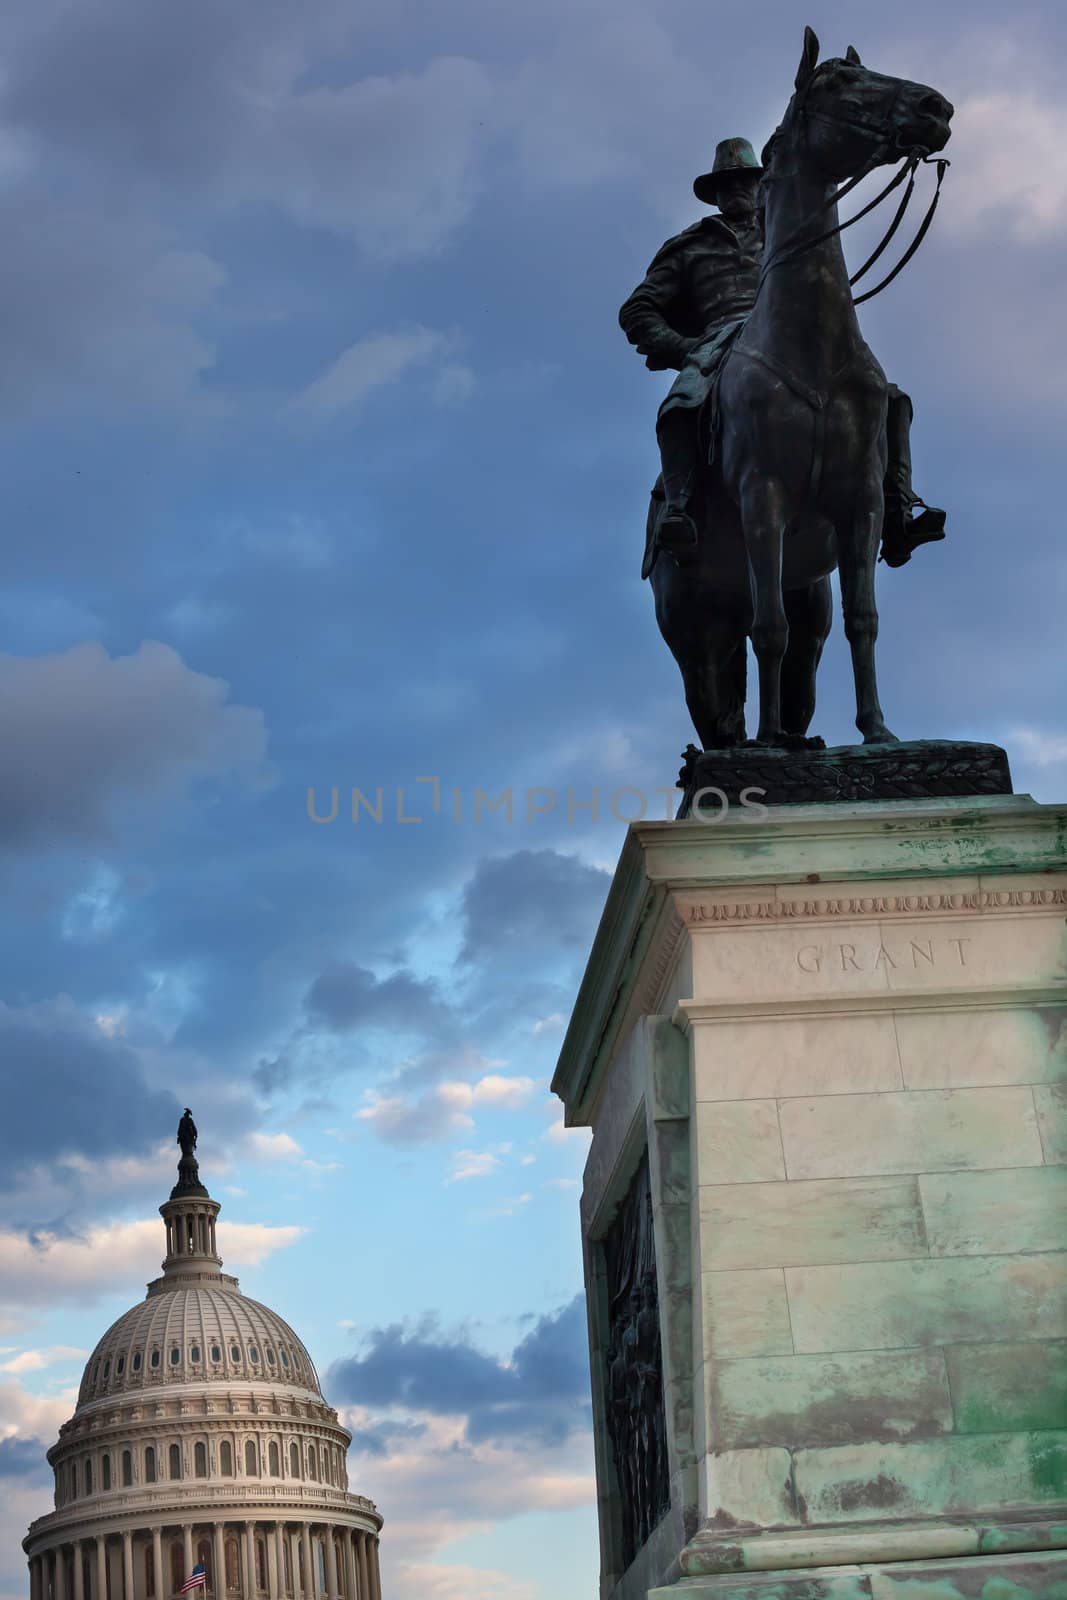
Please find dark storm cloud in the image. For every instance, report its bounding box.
[328,1296,590,1446]
[0,1436,51,1483]
[0,998,178,1195]
[304,964,452,1036]
[459,850,610,966]
[0,642,268,851]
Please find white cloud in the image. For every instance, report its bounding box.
[0,1346,87,1375]
[1008,726,1067,768]
[541,1179,580,1191]
[432,363,476,408]
[287,327,459,423]
[447,1150,501,1183]
[0,1217,302,1309]
[470,1074,536,1108]
[482,1194,533,1217]
[339,1407,594,1592]
[532,1013,565,1036]
[0,1376,75,1442]
[356,1072,537,1145]
[542,1101,589,1147]
[390,1564,537,1600]
[356,1087,474,1144]
[247,1131,304,1161]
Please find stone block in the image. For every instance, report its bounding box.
[920,1165,1067,1256]
[778,1087,1043,1181]
[701,1446,796,1527]
[1037,1083,1067,1164]
[698,1176,926,1272]
[692,1014,903,1103]
[649,1014,691,1121]
[785,1253,1067,1354]
[648,1550,1067,1599]
[651,1119,693,1208]
[794,1431,1067,1523]
[896,1004,1067,1090]
[689,902,1067,1009]
[703,1269,793,1361]
[709,1349,952,1449]
[866,1550,1067,1599]
[946,1341,1067,1432]
[695,1100,786,1184]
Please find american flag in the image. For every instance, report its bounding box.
[179,1565,206,1595]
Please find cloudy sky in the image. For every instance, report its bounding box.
[1,0,1065,1596]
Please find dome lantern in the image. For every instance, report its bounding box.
[157,1108,224,1286]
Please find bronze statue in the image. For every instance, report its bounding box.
[620,28,953,748]
[177,1108,198,1159]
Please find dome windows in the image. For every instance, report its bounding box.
[245,1440,258,1477]
[289,1441,301,1479]
[280,1350,290,1369]
[195,1442,207,1478]
[102,1360,110,1380]
[268,1441,280,1477]
[231,1344,241,1363]
[169,1443,182,1480]
[92,1362,100,1385]
[249,1345,260,1363]
[150,1349,161,1370]
[169,1346,181,1366]
[132,1351,142,1373]
[266,1348,276,1367]
[210,1345,222,1364]
[145,1446,157,1484]
[220,1440,234,1477]
[102,1454,112,1491]
[121,1449,133,1487]
[190,1345,201,1363]
[116,1355,125,1376]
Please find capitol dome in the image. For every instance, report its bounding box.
[24,1115,383,1600]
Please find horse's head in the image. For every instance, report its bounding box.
[785,25,952,180]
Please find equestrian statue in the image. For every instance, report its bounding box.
[620,27,953,749]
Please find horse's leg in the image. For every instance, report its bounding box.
[838,497,898,744]
[660,601,747,748]
[740,478,789,744]
[781,577,832,737]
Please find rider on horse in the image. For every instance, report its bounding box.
[619,137,946,578]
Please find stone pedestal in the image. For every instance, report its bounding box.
[552,795,1067,1600]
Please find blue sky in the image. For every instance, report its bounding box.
[1,2,1065,1596]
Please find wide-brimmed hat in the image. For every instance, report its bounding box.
[693,137,763,205]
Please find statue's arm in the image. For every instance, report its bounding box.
[619,251,694,373]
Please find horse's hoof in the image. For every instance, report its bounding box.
[861,727,899,745]
[780,733,826,751]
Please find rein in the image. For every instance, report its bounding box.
[758,80,950,304]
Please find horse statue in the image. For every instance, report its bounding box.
[648,28,953,748]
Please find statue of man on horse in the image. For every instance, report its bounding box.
[621,137,946,581]
[618,30,953,750]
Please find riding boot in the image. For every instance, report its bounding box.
[655,411,700,564]
[880,385,947,568]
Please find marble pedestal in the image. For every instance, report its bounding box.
[552,795,1067,1600]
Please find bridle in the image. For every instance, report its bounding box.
[758,69,950,305]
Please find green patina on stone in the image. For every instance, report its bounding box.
[1028,1437,1067,1497]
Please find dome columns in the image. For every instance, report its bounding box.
[213,1524,226,1600]
[158,1194,222,1284]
